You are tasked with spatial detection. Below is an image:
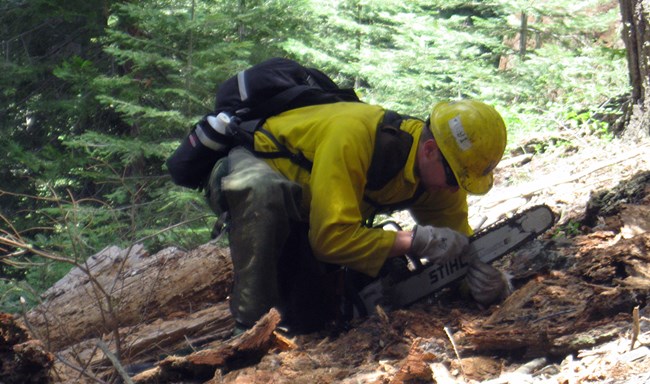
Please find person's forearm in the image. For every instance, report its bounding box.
[388,230,414,257]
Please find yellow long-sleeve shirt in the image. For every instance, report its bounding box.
[256,102,471,276]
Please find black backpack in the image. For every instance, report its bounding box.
[166,57,413,198]
[166,58,360,189]
[214,57,360,120]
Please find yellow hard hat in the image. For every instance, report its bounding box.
[429,100,507,195]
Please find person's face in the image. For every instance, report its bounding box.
[416,138,460,193]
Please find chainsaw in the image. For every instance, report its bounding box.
[353,204,556,315]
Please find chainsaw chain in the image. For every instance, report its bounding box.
[470,204,556,254]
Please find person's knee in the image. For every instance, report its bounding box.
[225,170,304,222]
[205,157,230,215]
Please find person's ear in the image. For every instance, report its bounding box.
[423,139,438,160]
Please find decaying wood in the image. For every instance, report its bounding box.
[0,313,54,383]
[463,208,650,357]
[389,338,437,384]
[24,243,233,351]
[462,274,639,356]
[132,308,283,383]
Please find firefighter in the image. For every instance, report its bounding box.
[206,100,511,333]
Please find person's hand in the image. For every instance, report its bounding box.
[409,225,468,264]
[466,258,512,306]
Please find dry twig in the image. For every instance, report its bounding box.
[631,305,640,351]
[443,326,465,378]
[97,340,135,384]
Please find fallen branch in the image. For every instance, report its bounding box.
[631,306,640,351]
[97,340,134,384]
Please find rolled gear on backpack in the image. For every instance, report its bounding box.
[166,113,236,189]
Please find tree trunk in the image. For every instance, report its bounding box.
[519,12,528,58]
[619,0,649,102]
[619,0,650,138]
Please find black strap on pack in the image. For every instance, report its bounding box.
[362,112,425,226]
[243,84,359,121]
[236,110,415,196]
[236,108,424,228]
[365,111,413,190]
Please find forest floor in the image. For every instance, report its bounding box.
[3,128,650,384]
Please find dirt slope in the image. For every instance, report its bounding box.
[2,132,650,384]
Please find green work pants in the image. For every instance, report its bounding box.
[207,148,338,331]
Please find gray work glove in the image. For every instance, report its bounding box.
[466,257,513,306]
[409,225,469,264]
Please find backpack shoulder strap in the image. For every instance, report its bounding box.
[365,111,414,191]
[230,118,314,171]
[237,109,415,190]
[362,111,422,226]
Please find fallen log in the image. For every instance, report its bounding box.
[23,242,233,351]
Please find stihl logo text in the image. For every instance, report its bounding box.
[428,257,469,284]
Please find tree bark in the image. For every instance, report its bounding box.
[619,0,650,138]
[619,0,649,102]
[519,12,528,58]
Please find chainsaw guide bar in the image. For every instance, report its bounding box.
[358,204,556,313]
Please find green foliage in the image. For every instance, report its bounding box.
[553,219,583,238]
[0,279,39,314]
[564,109,615,141]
